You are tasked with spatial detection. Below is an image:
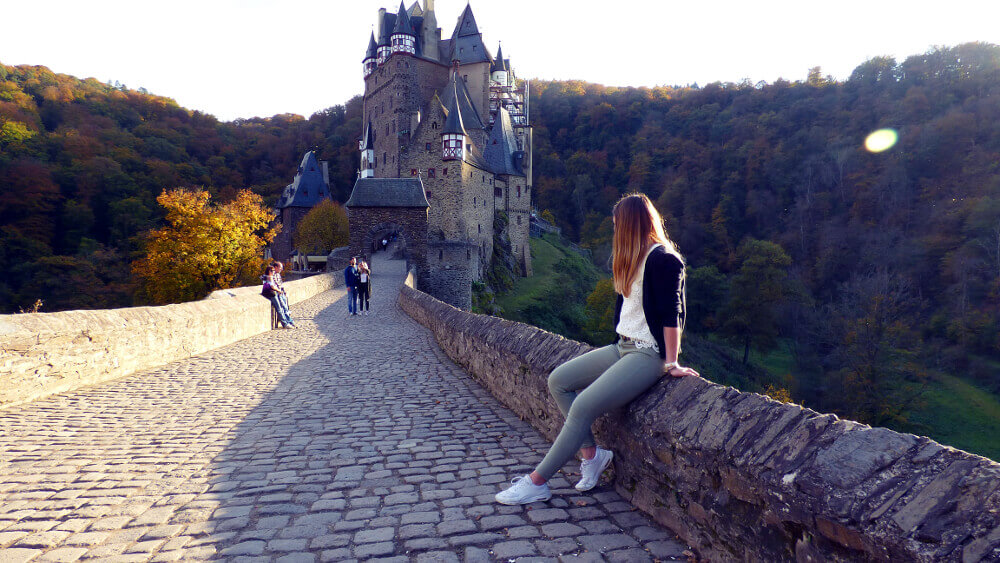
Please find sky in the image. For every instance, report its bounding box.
[1,0,998,122]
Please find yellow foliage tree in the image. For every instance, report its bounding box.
[134,188,278,304]
[293,199,349,255]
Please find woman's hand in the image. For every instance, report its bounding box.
[666,364,700,378]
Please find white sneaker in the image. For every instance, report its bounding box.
[495,475,551,505]
[575,448,613,491]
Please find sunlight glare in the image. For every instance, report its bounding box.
[865,129,898,153]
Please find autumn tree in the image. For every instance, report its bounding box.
[293,199,349,255]
[133,188,278,304]
[721,239,793,363]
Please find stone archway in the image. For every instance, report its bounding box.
[365,222,409,261]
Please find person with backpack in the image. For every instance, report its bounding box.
[262,265,294,328]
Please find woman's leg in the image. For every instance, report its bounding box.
[534,349,663,482]
[546,345,621,452]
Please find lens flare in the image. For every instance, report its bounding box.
[865,129,898,153]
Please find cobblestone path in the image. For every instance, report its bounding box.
[0,258,689,562]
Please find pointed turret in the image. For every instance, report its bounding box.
[441,85,466,161]
[359,122,376,178]
[491,44,506,73]
[390,1,417,55]
[363,32,378,77]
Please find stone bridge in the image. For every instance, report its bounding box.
[0,257,688,562]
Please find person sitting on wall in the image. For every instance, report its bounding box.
[270,262,296,328]
[262,266,295,329]
[344,257,360,316]
[495,193,698,505]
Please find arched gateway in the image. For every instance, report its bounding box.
[344,177,429,287]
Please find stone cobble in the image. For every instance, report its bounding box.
[0,257,689,561]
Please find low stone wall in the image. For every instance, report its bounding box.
[398,279,1000,562]
[0,273,340,409]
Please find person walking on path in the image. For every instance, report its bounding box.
[271,261,295,326]
[344,258,360,316]
[262,266,295,328]
[495,193,699,505]
[357,261,372,315]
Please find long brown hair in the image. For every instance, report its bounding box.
[612,193,682,297]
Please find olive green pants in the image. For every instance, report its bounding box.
[534,340,664,481]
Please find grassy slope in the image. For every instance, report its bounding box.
[749,341,1000,461]
[495,234,602,317]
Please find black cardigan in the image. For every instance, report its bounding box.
[612,246,686,359]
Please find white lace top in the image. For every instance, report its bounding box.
[615,244,661,351]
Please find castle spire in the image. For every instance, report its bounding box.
[391,1,417,55]
[491,43,506,73]
[364,32,378,76]
[453,3,480,38]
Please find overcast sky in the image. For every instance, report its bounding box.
[1,0,997,122]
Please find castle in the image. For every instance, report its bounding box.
[344,0,533,310]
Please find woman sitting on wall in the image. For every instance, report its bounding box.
[496,193,699,504]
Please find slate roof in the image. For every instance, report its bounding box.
[440,73,486,131]
[408,1,422,17]
[378,12,396,45]
[361,121,375,150]
[491,44,507,73]
[275,151,332,209]
[484,107,524,176]
[441,96,466,136]
[365,32,378,60]
[345,178,430,208]
[392,2,414,35]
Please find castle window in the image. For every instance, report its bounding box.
[473,197,476,206]
[411,169,417,176]
[428,168,436,178]
[467,249,471,259]
[386,124,389,135]
[383,152,387,164]
[432,121,438,130]
[439,250,443,259]
[443,168,448,176]
[517,215,522,225]
[426,191,432,198]
[478,224,481,233]
[426,142,432,151]
[405,62,409,68]
[495,187,502,197]
[463,74,468,82]
[482,175,485,182]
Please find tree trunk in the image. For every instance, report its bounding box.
[743,335,751,365]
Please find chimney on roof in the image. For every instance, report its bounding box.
[377,7,386,39]
[424,0,434,11]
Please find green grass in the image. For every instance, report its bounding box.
[706,336,1000,461]
[495,234,590,316]
[908,373,1000,461]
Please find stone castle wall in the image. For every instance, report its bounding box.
[271,206,310,263]
[397,278,1000,562]
[0,273,340,410]
[425,241,476,310]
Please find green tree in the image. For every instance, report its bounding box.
[824,270,926,426]
[721,239,792,363]
[293,199,349,255]
[583,278,616,345]
[686,265,729,331]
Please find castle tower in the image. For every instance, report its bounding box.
[350,2,533,307]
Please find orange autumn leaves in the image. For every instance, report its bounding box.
[133,188,278,304]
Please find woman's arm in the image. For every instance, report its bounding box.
[662,326,699,377]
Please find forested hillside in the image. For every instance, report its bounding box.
[0,62,362,311]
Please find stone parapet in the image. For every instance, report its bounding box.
[0,273,339,409]
[397,278,1000,562]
